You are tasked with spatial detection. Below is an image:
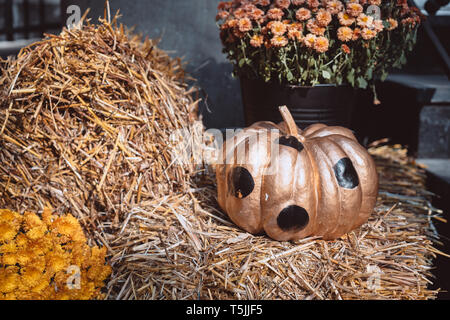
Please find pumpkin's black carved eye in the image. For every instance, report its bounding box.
[333,157,359,189]
[276,136,304,153]
[277,205,309,232]
[229,166,255,199]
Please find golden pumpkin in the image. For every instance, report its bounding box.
[216,106,379,241]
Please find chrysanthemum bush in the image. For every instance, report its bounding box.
[0,208,111,300]
[217,0,424,90]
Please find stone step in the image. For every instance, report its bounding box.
[387,74,450,104]
[417,159,450,185]
[417,158,450,300]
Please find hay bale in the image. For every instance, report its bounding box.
[0,15,200,231]
[104,144,444,300]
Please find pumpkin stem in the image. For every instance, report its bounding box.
[279,106,304,140]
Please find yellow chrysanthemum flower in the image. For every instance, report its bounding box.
[0,209,111,300]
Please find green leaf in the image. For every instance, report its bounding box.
[365,67,373,80]
[347,70,355,86]
[302,70,308,81]
[400,53,407,65]
[322,70,331,80]
[287,71,294,82]
[356,77,368,89]
[239,58,245,68]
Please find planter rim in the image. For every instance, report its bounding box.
[240,77,352,90]
[286,83,350,89]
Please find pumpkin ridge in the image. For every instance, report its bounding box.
[288,139,301,221]
[322,137,345,238]
[222,131,251,223]
[302,123,327,138]
[302,141,321,237]
[330,136,377,233]
[306,126,357,142]
[323,137,363,238]
[259,131,277,232]
[291,141,316,239]
[309,139,341,237]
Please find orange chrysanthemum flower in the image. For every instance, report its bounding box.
[288,28,303,41]
[307,0,320,9]
[271,35,289,47]
[307,19,326,36]
[303,33,317,48]
[387,18,398,30]
[233,8,248,19]
[368,0,381,5]
[249,8,265,22]
[337,26,353,42]
[338,12,355,26]
[288,22,303,31]
[275,0,291,9]
[268,8,285,20]
[271,21,287,36]
[341,44,351,54]
[216,11,229,21]
[227,19,239,28]
[250,34,264,47]
[292,0,305,5]
[316,9,332,27]
[357,14,374,28]
[361,28,377,40]
[346,3,363,18]
[314,36,329,53]
[296,8,312,21]
[373,19,384,32]
[352,27,361,40]
[238,18,253,32]
[326,0,344,15]
[218,1,232,11]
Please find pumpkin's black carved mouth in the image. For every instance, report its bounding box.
[277,205,309,232]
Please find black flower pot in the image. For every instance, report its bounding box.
[240,77,358,130]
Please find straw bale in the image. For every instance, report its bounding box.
[0,14,200,235]
[103,144,444,300]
